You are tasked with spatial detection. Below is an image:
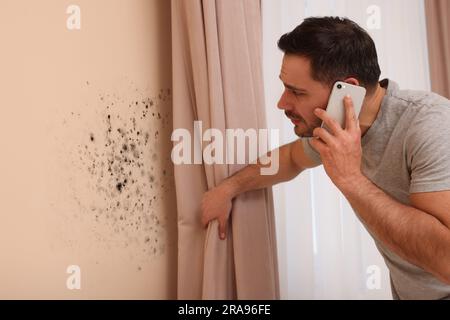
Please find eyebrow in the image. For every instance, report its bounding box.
[278,75,308,92]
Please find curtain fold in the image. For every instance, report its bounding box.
[171,0,279,299]
[425,0,450,99]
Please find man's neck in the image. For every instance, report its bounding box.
[358,83,386,137]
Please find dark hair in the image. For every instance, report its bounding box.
[278,17,381,92]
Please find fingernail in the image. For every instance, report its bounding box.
[220,233,225,239]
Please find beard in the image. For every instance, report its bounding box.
[285,111,314,137]
[294,124,314,137]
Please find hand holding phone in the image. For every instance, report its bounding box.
[321,81,366,132]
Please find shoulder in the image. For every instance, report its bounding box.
[291,138,322,169]
[387,87,450,139]
[404,97,450,156]
[394,85,450,115]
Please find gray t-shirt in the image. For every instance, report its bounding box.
[301,79,450,300]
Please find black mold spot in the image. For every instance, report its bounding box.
[71,86,173,261]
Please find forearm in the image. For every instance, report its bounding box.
[341,175,450,284]
[219,142,303,198]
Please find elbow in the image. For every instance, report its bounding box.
[421,251,450,285]
[440,270,450,285]
[439,274,450,286]
[435,258,450,285]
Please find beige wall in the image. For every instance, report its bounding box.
[0,0,177,299]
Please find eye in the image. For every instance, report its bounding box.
[291,90,303,97]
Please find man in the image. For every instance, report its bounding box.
[201,17,450,299]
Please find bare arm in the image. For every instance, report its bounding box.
[306,94,450,284]
[201,139,318,239]
[340,175,450,284]
[221,139,315,196]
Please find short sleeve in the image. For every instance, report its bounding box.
[407,106,450,193]
[301,137,322,167]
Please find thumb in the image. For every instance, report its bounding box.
[218,218,228,240]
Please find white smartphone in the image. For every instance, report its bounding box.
[321,81,366,132]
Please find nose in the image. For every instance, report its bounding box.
[277,90,293,111]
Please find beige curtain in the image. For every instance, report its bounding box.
[171,0,279,299]
[425,0,450,99]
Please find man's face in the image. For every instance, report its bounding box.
[278,54,332,137]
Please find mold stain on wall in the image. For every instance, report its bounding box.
[54,80,175,270]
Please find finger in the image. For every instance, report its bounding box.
[202,217,209,229]
[309,135,327,154]
[314,108,343,135]
[218,219,228,240]
[313,126,335,147]
[344,95,357,131]
[200,210,209,228]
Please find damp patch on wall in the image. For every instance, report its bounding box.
[51,79,175,270]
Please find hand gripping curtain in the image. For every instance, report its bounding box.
[171,0,279,299]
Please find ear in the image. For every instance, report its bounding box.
[343,77,360,86]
